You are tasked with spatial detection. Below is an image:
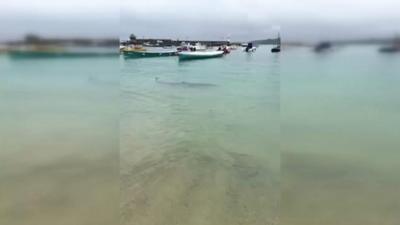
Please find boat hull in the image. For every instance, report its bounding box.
[178,51,224,60]
[271,46,281,53]
[123,50,176,58]
[379,46,400,53]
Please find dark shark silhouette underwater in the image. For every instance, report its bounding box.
[155,77,217,88]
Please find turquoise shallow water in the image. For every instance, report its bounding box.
[281,46,400,225]
[1,45,399,225]
[0,55,119,225]
[120,47,280,225]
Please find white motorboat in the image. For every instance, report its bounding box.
[178,51,224,60]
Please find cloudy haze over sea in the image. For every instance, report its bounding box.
[1,0,400,42]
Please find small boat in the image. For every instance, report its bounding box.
[244,43,257,52]
[314,42,332,52]
[123,49,177,58]
[379,46,400,53]
[178,51,224,60]
[271,33,281,53]
[379,38,400,53]
[271,46,281,53]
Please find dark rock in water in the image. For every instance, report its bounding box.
[314,42,332,52]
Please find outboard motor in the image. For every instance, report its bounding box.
[245,42,253,52]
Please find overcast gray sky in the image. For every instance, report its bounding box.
[0,0,119,41]
[1,0,400,42]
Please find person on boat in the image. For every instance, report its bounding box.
[222,46,230,54]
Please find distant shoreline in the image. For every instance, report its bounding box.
[2,34,397,48]
[2,35,118,47]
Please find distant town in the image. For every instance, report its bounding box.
[120,34,281,47]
